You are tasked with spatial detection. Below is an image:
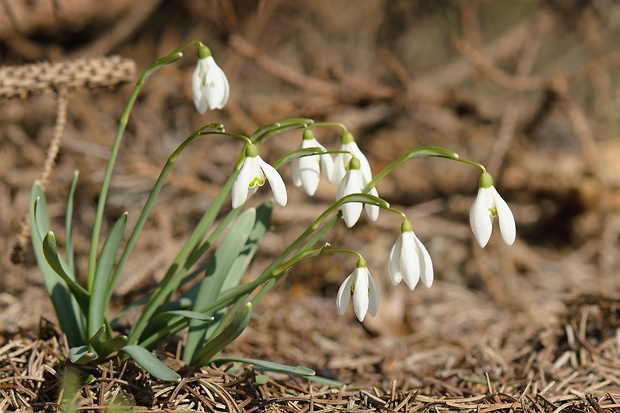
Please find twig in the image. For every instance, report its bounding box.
[11,88,69,264]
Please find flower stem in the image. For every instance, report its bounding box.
[86,41,202,292]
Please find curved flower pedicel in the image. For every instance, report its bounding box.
[291,129,334,196]
[469,171,516,247]
[192,44,230,114]
[231,144,287,208]
[336,258,379,322]
[331,131,373,185]
[388,219,433,290]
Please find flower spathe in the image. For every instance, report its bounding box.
[291,129,334,196]
[336,258,379,322]
[388,219,433,290]
[469,171,516,247]
[192,45,230,114]
[231,144,287,208]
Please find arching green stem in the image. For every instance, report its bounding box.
[87,40,204,291]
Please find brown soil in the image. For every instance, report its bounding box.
[2,1,620,411]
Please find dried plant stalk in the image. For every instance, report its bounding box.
[0,56,136,99]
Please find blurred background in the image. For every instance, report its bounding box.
[1,0,620,386]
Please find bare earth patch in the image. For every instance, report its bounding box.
[2,0,620,411]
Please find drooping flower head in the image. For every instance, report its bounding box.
[336,157,379,227]
[469,171,516,247]
[336,258,379,322]
[192,44,230,114]
[388,219,433,290]
[231,144,287,208]
[331,131,372,185]
[291,129,334,196]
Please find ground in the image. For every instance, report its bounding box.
[1,0,620,411]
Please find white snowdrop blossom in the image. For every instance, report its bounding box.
[231,144,287,208]
[291,129,334,196]
[192,45,229,114]
[331,131,372,185]
[469,171,516,247]
[336,158,379,227]
[336,258,379,322]
[388,219,433,290]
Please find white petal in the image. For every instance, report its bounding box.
[192,60,208,114]
[364,186,380,221]
[345,142,372,183]
[291,157,302,187]
[204,57,229,109]
[337,170,363,227]
[400,231,420,290]
[388,236,403,285]
[330,153,348,184]
[298,155,321,196]
[231,158,253,208]
[319,151,335,182]
[470,187,493,247]
[415,234,434,288]
[492,187,516,245]
[258,157,288,206]
[367,273,380,317]
[336,274,354,315]
[352,268,370,322]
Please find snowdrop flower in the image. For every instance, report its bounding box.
[336,258,379,322]
[331,131,372,185]
[291,129,334,196]
[231,144,287,208]
[469,171,516,247]
[192,44,229,114]
[336,158,379,227]
[388,219,433,290]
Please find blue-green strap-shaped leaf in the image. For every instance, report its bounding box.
[88,213,127,339]
[183,209,256,362]
[41,232,90,311]
[213,357,315,376]
[122,345,180,382]
[86,324,126,357]
[30,183,86,347]
[192,303,252,367]
[69,345,98,365]
[65,171,79,274]
[152,310,215,323]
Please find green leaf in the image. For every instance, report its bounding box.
[88,324,128,358]
[152,310,215,323]
[100,335,128,353]
[69,346,97,365]
[183,209,257,362]
[88,213,127,339]
[192,303,252,367]
[42,232,90,310]
[122,345,180,382]
[214,357,315,376]
[254,374,269,385]
[65,171,79,273]
[221,201,272,291]
[30,183,86,347]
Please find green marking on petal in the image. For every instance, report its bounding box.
[249,177,265,188]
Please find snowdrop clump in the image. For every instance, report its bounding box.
[229,124,516,321]
[31,41,517,382]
